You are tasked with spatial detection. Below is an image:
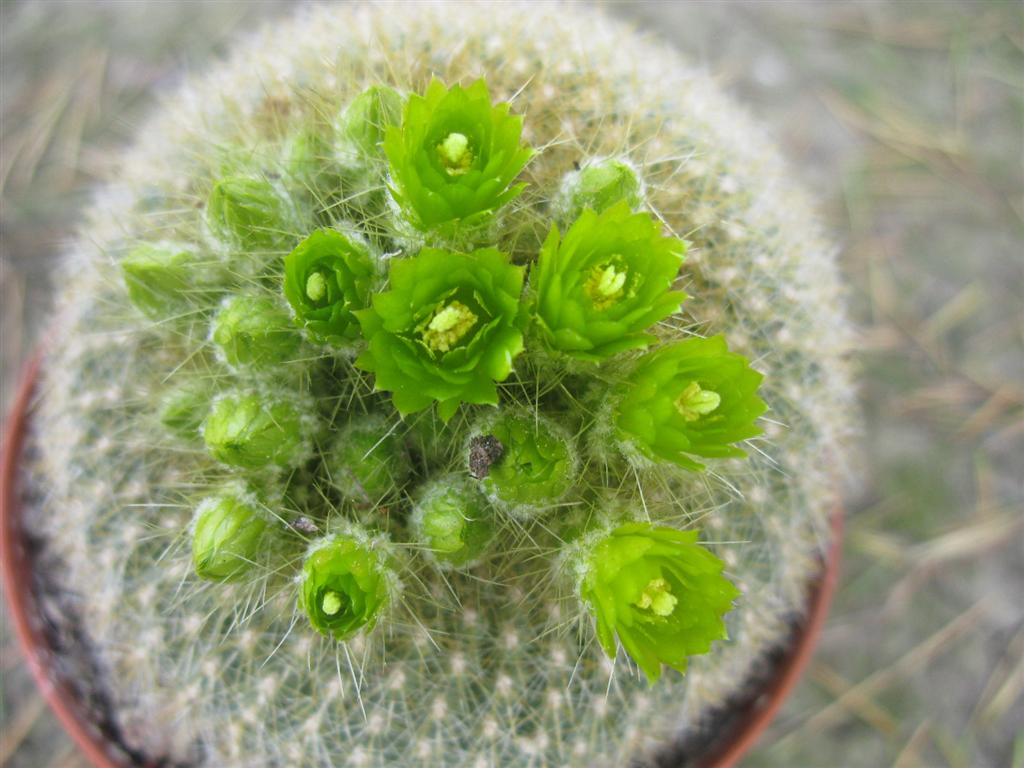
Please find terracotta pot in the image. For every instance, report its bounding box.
[1,354,843,768]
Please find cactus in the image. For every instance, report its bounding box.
[26,3,854,767]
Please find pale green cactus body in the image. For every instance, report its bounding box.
[26,4,854,767]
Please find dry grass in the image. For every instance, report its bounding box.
[2,1,1021,766]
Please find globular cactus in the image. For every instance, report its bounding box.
[26,3,854,766]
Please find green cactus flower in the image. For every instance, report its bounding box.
[612,335,767,471]
[326,414,409,505]
[300,534,392,641]
[532,202,687,362]
[121,242,213,320]
[384,78,534,236]
[472,410,577,513]
[411,476,494,568]
[191,489,270,582]
[203,391,308,469]
[355,247,525,420]
[579,522,740,683]
[337,84,404,163]
[282,228,378,345]
[211,295,302,368]
[555,157,643,220]
[206,175,295,251]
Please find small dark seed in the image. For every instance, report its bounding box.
[468,434,504,479]
[291,516,319,534]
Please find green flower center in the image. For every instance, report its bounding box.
[584,260,628,310]
[437,132,473,176]
[674,381,721,422]
[305,271,329,303]
[634,577,677,617]
[321,590,345,616]
[421,300,478,353]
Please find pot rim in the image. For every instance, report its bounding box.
[1,352,124,768]
[1,353,843,768]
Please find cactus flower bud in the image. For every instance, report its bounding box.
[211,295,302,368]
[355,246,525,420]
[411,476,494,568]
[384,78,534,238]
[206,175,295,251]
[577,522,739,683]
[300,533,393,641]
[158,381,212,439]
[611,335,766,471]
[556,157,643,219]
[284,127,338,193]
[531,202,687,362]
[282,229,378,345]
[121,242,206,320]
[191,488,271,582]
[471,411,577,514]
[325,414,409,505]
[337,84,404,163]
[203,391,308,469]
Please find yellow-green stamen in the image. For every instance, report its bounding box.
[305,271,328,303]
[583,261,628,310]
[421,300,478,353]
[674,381,721,422]
[635,578,677,617]
[321,590,344,616]
[437,132,473,175]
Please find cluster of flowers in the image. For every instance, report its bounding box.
[121,79,766,683]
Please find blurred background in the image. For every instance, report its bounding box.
[1,1,1021,766]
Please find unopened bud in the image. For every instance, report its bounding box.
[556,157,643,220]
[203,391,307,469]
[206,175,295,251]
[469,410,578,516]
[121,243,196,319]
[337,85,403,162]
[326,414,409,505]
[191,489,270,582]
[211,295,302,368]
[411,476,494,568]
[159,381,212,439]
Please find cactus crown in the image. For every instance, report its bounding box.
[128,75,764,684]
[30,5,853,766]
